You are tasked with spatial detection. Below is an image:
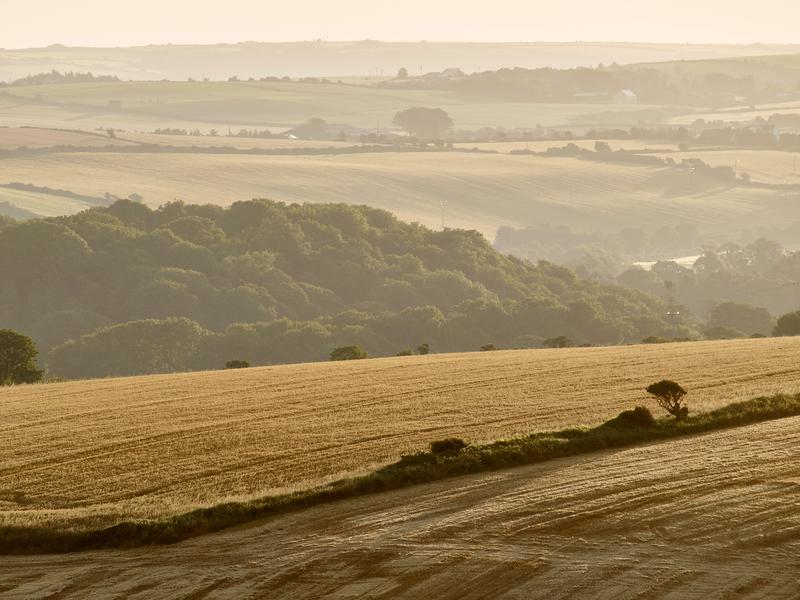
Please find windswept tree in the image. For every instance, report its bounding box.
[0,329,44,385]
[393,107,453,139]
[646,380,688,420]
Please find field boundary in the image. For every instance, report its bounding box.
[2,392,799,555]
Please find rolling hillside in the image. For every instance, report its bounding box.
[2,403,800,597]
[0,80,669,132]
[0,149,796,236]
[1,337,798,533]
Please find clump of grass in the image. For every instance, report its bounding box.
[2,392,799,555]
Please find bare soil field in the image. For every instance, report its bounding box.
[0,150,792,236]
[1,337,799,533]
[2,413,800,598]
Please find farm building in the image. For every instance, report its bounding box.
[613,89,638,104]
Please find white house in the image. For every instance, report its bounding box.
[613,89,638,104]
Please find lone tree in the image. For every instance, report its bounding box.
[330,345,367,361]
[393,107,453,139]
[646,380,688,420]
[0,329,44,385]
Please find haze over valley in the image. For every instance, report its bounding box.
[2,2,800,597]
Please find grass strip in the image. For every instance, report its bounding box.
[2,392,800,555]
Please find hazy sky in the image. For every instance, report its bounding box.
[2,0,799,48]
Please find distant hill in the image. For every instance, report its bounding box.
[383,53,800,107]
[2,41,800,81]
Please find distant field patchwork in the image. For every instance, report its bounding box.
[0,80,673,132]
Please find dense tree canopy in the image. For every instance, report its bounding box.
[708,302,773,337]
[615,240,800,323]
[774,310,800,337]
[0,199,677,379]
[0,329,44,385]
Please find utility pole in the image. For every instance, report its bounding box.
[664,280,679,338]
[440,199,447,230]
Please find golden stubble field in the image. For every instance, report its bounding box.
[4,415,800,598]
[1,337,799,532]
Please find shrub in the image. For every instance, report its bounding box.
[646,379,688,420]
[605,406,656,429]
[329,345,367,361]
[641,335,668,344]
[395,349,414,356]
[430,438,468,454]
[416,343,430,355]
[543,336,572,348]
[225,359,250,369]
[480,344,497,351]
[703,325,745,340]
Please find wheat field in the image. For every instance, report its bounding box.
[1,337,799,532]
[664,148,800,185]
[2,409,800,598]
[0,149,792,235]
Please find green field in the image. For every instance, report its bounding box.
[0,80,674,132]
[637,52,800,80]
[671,100,800,125]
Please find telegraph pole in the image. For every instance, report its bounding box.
[665,280,680,338]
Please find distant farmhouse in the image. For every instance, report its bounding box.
[613,89,638,104]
